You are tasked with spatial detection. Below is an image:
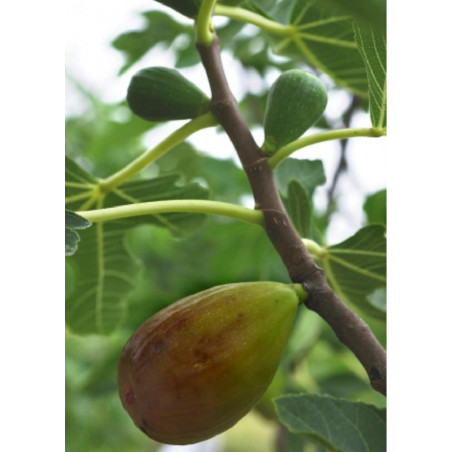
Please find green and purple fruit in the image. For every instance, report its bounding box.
[117,281,305,444]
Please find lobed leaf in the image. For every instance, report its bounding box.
[275,393,386,452]
[354,22,386,128]
[323,0,386,30]
[65,156,210,335]
[321,225,386,319]
[65,210,91,256]
[364,189,386,226]
[275,158,326,196]
[112,11,192,75]
[154,0,202,18]
[283,180,313,238]
[66,210,91,229]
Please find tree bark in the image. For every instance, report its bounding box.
[197,37,386,396]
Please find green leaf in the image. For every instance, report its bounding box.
[154,0,202,18]
[354,23,386,128]
[283,181,313,238]
[65,229,80,256]
[66,210,91,229]
[248,0,277,17]
[323,0,386,30]
[266,0,369,96]
[65,220,141,335]
[275,158,326,196]
[65,210,92,256]
[275,394,386,452]
[65,159,139,334]
[364,189,386,226]
[65,156,210,335]
[321,225,386,319]
[367,287,386,313]
[112,11,192,75]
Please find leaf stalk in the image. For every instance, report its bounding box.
[196,0,217,46]
[100,112,218,193]
[76,199,264,226]
[267,127,386,169]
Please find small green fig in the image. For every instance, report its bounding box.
[126,67,210,122]
[262,69,328,154]
[117,281,305,445]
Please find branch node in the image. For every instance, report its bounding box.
[210,98,235,111]
[243,157,269,174]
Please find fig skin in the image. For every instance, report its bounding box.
[126,67,210,122]
[262,69,328,154]
[117,281,303,445]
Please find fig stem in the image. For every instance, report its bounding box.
[291,284,308,305]
[76,199,264,225]
[196,0,216,46]
[214,5,292,37]
[100,112,218,193]
[267,127,387,169]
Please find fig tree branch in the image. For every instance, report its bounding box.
[197,36,386,396]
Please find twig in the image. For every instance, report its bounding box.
[197,36,386,396]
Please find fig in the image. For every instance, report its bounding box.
[262,69,328,154]
[126,67,210,122]
[117,281,305,444]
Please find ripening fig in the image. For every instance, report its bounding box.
[126,67,210,122]
[117,281,306,445]
[262,69,328,154]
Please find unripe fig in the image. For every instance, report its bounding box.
[117,281,305,445]
[127,67,210,122]
[262,69,328,154]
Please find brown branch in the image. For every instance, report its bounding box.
[197,37,386,396]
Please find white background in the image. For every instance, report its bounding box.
[1,1,451,451]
